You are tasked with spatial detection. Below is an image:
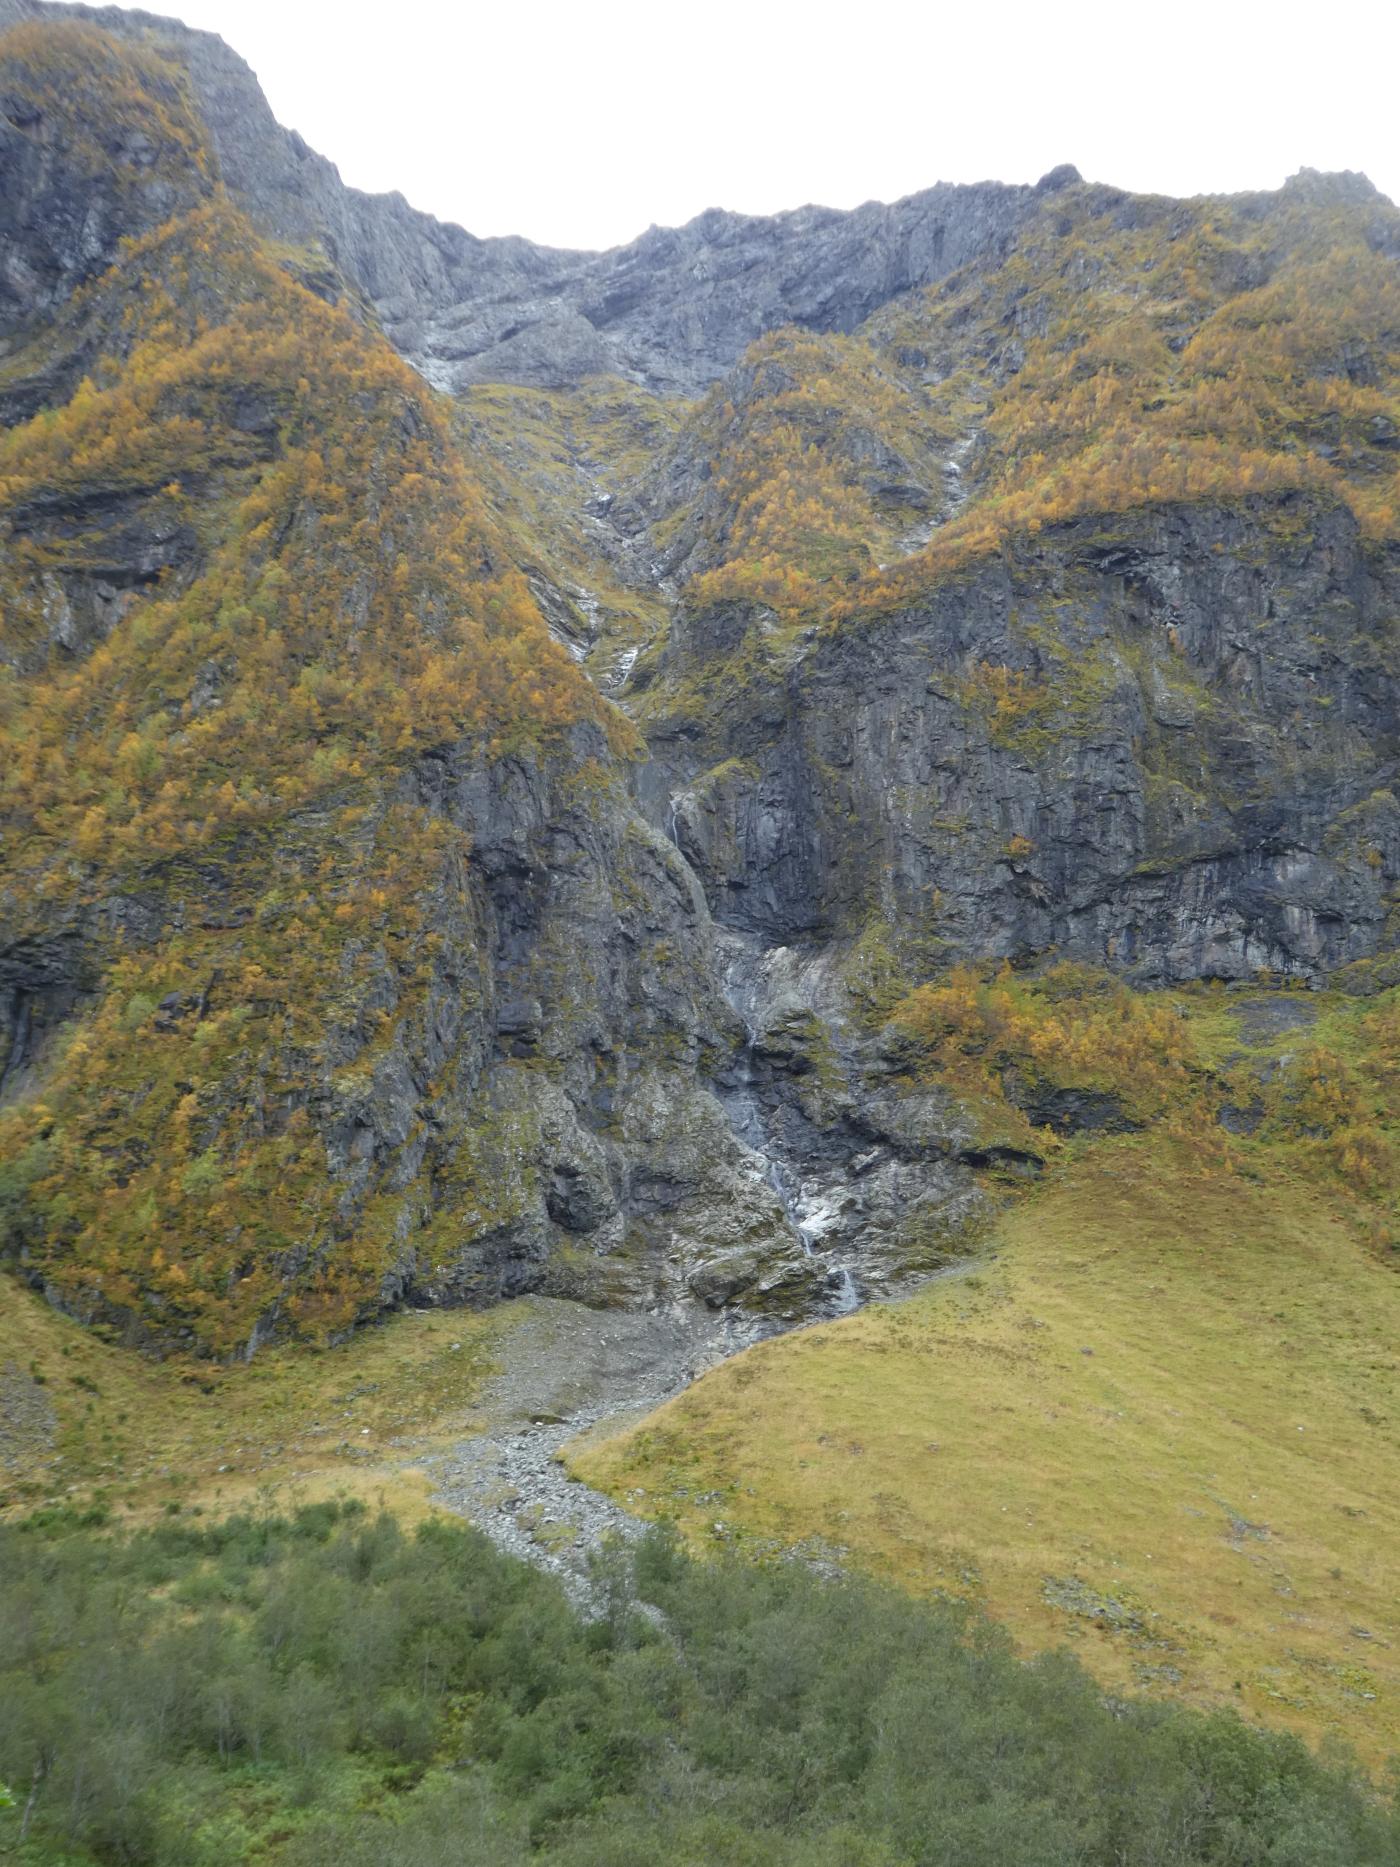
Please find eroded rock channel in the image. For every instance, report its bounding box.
[427,1265,987,1597]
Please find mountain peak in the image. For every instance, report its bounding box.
[1034,162,1083,193]
[1282,164,1386,205]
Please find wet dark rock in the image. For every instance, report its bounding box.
[545,1160,614,1235]
[495,997,543,1053]
[1218,1100,1265,1136]
[640,500,1400,985]
[1008,1082,1140,1137]
[958,1145,1045,1175]
[752,1007,824,1074]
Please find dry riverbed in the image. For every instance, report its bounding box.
[427,1297,761,1595]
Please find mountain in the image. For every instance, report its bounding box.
[0,0,1397,1397]
[0,0,1079,397]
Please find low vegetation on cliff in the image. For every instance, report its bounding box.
[672,176,1400,622]
[0,28,632,1353]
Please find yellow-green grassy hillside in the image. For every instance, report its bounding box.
[576,1136,1400,1766]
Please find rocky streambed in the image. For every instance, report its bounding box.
[427,1296,762,1598]
[427,1262,983,1598]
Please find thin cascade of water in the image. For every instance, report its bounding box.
[608,645,640,691]
[713,936,862,1304]
[831,1267,860,1314]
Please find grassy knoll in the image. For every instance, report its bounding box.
[575,1138,1400,1766]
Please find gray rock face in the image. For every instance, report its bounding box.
[3,1,1398,1359]
[380,737,821,1318]
[409,183,1055,397]
[639,498,1400,985]
[0,0,1068,395]
[0,7,210,346]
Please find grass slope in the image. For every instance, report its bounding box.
[575,1140,1400,1766]
[0,1276,502,1522]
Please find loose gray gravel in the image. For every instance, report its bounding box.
[426,1265,984,1600]
[427,1298,761,1599]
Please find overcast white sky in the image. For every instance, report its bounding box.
[107,0,1400,251]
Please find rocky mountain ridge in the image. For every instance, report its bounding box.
[0,0,1089,394]
[0,4,1397,1359]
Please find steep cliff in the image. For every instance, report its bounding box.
[1,6,1397,1358]
[626,171,1400,989]
[0,18,828,1355]
[0,0,1080,396]
[642,495,1399,981]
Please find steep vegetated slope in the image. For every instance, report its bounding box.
[573,974,1400,1757]
[0,2,1397,1342]
[634,173,1400,980]
[0,16,831,1358]
[0,2,1398,1771]
[579,996,1400,1760]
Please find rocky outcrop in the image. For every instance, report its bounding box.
[638,498,1400,984]
[2,4,1397,1363]
[0,0,1072,395]
[378,733,821,1320]
[0,7,211,343]
[707,934,990,1301]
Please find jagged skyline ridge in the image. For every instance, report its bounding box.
[19,0,1400,249]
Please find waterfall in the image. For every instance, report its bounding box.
[713,933,863,1316]
[608,645,640,691]
[831,1267,860,1314]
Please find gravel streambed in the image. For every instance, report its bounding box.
[427,1263,984,1598]
[428,1297,759,1598]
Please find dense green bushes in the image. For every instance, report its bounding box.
[1,1503,1396,1864]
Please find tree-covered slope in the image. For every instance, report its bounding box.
[0,19,816,1355]
[4,1505,1399,1865]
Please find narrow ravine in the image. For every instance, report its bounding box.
[429,687,980,1597]
[429,819,977,1596]
[711,927,867,1316]
[879,427,980,566]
